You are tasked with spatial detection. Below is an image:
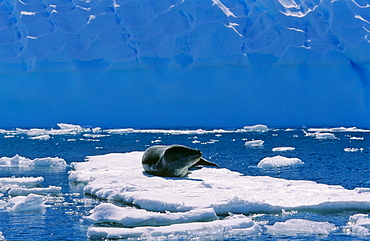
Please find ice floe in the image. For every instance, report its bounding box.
[87,214,261,240]
[69,152,370,215]
[242,125,268,132]
[0,155,67,169]
[344,214,370,235]
[257,156,304,169]
[0,177,44,189]
[86,203,218,227]
[265,219,336,236]
[4,194,46,212]
[272,147,295,152]
[8,186,61,197]
[305,131,337,140]
[344,148,364,152]
[244,140,264,147]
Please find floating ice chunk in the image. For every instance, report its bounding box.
[6,194,46,212]
[0,155,67,169]
[29,135,51,140]
[8,186,62,196]
[87,203,218,227]
[344,214,370,235]
[243,125,268,132]
[350,137,364,140]
[244,140,264,147]
[272,147,295,152]
[87,214,258,240]
[305,131,337,140]
[266,219,336,235]
[344,148,363,152]
[0,177,44,188]
[54,123,90,134]
[307,127,370,133]
[257,156,303,169]
[314,132,336,140]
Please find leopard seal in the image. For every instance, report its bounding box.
[142,145,218,177]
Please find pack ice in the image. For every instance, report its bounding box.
[69,152,370,239]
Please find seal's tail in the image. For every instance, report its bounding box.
[195,158,219,167]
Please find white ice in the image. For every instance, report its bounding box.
[244,140,264,147]
[87,203,218,227]
[0,177,44,189]
[243,125,268,132]
[8,186,61,196]
[257,156,304,169]
[305,131,337,140]
[0,155,67,169]
[265,219,336,236]
[344,214,370,235]
[69,152,370,215]
[4,194,46,212]
[272,147,295,152]
[87,214,261,240]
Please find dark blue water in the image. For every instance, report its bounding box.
[0,128,369,240]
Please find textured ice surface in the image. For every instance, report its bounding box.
[0,155,67,169]
[257,155,303,169]
[69,152,370,214]
[4,194,46,212]
[87,214,261,240]
[344,214,370,235]
[87,203,218,227]
[0,1,369,128]
[265,219,336,236]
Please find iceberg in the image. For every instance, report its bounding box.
[0,0,369,128]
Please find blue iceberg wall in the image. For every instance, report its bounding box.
[0,0,369,128]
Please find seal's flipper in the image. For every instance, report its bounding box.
[194,158,219,167]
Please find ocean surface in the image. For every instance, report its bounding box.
[0,125,369,240]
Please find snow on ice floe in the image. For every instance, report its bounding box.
[0,155,67,169]
[87,214,261,240]
[4,194,46,212]
[265,219,336,236]
[257,156,304,169]
[69,152,370,215]
[86,203,218,227]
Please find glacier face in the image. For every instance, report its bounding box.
[0,0,369,128]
